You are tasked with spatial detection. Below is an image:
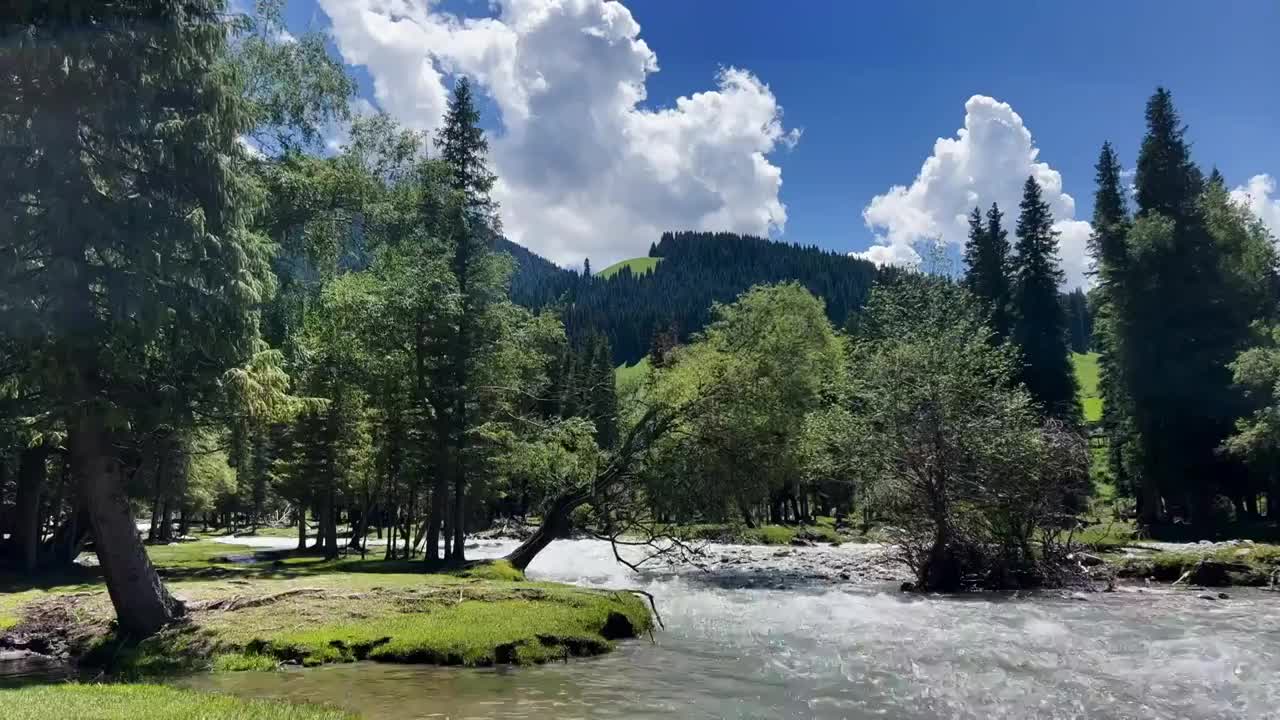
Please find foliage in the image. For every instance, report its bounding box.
[963,203,1013,342]
[646,283,843,525]
[838,275,1090,590]
[510,231,881,366]
[1099,89,1278,525]
[1010,177,1080,424]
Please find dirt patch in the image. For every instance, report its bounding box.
[0,592,108,660]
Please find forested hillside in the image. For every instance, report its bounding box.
[508,231,884,365]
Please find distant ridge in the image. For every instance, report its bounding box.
[502,231,883,365]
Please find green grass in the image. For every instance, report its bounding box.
[1109,543,1280,586]
[1072,518,1137,550]
[261,592,649,666]
[19,553,650,676]
[670,522,846,545]
[211,653,281,672]
[0,684,352,720]
[1073,351,1102,423]
[598,256,661,279]
[79,574,651,674]
[615,356,651,392]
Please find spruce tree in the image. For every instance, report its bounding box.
[1135,88,1203,222]
[1087,142,1139,501]
[963,204,1013,342]
[430,77,503,562]
[1118,87,1255,524]
[435,76,497,225]
[1010,177,1080,423]
[1,0,270,635]
[588,335,619,449]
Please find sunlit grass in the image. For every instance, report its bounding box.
[669,522,846,545]
[0,684,352,720]
[597,256,661,279]
[615,356,652,393]
[1073,351,1102,423]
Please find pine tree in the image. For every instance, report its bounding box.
[1087,142,1139,500]
[583,258,592,278]
[429,77,503,562]
[1010,177,1080,423]
[1117,87,1254,524]
[587,335,619,449]
[435,77,497,225]
[1135,88,1203,222]
[963,204,1013,342]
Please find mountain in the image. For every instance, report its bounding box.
[501,232,883,365]
[497,237,581,309]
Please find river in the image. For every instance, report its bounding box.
[178,537,1280,719]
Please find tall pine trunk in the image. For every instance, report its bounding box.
[426,443,448,562]
[450,452,466,562]
[296,506,307,551]
[13,445,48,573]
[71,408,183,636]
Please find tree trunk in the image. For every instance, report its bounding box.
[296,507,307,550]
[320,484,338,559]
[426,462,446,562]
[13,445,48,573]
[71,409,183,636]
[384,507,397,561]
[450,465,466,562]
[1138,476,1162,527]
[505,489,589,572]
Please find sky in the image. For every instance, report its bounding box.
[273,0,1280,288]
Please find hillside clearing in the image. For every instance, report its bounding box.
[598,256,661,279]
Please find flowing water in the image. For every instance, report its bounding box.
[179,538,1280,719]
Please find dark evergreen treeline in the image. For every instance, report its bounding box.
[508,231,884,366]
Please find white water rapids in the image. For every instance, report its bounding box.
[190,535,1279,719]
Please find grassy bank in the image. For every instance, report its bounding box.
[0,536,651,677]
[669,518,857,545]
[1108,543,1280,586]
[0,684,353,720]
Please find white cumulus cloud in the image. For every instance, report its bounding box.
[315,0,795,268]
[1231,174,1280,241]
[857,95,1091,289]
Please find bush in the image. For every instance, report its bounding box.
[843,276,1090,590]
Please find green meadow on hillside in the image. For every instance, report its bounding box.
[1073,352,1102,423]
[598,256,661,279]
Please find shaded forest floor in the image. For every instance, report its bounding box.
[0,535,651,679]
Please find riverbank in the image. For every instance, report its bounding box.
[0,536,652,677]
[179,539,1280,718]
[1101,540,1280,587]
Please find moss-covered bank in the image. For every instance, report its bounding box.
[0,684,353,720]
[0,538,652,678]
[1108,543,1280,587]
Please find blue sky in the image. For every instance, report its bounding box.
[278,0,1280,285]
